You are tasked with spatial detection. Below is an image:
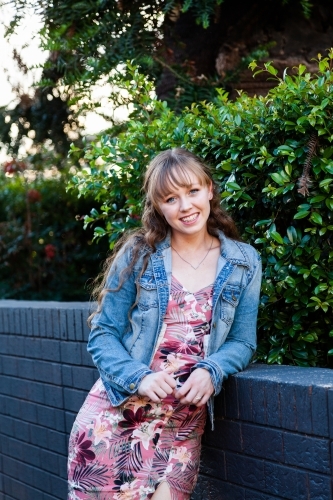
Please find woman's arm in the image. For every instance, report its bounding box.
[87,248,154,399]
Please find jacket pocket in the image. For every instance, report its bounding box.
[220,284,242,324]
[137,273,158,310]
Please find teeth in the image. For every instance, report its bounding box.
[181,214,197,222]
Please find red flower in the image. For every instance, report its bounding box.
[3,160,27,174]
[45,244,56,259]
[27,189,42,203]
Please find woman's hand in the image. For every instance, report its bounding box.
[138,372,176,403]
[174,368,214,406]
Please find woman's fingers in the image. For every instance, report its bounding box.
[174,368,214,405]
[138,372,176,401]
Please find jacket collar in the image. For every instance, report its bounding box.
[155,230,250,268]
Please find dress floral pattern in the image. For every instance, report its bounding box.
[68,276,213,500]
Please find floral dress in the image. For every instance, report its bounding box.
[68,276,213,500]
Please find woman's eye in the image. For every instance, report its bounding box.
[190,189,199,194]
[166,196,176,203]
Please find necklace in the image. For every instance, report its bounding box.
[171,237,214,270]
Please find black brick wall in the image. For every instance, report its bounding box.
[0,300,332,500]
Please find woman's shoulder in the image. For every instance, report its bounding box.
[220,232,261,266]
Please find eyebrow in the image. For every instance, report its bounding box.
[163,183,201,197]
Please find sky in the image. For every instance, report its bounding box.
[0,4,125,161]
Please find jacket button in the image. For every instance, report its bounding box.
[232,294,237,302]
[212,322,216,329]
[129,383,135,390]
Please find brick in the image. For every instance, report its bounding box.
[236,376,252,422]
[251,379,266,425]
[62,364,73,387]
[294,384,312,434]
[25,308,33,336]
[2,308,9,333]
[2,356,18,377]
[312,386,329,437]
[34,360,62,385]
[59,309,68,340]
[32,308,41,337]
[24,337,42,359]
[59,455,67,479]
[283,432,330,473]
[49,475,67,499]
[74,309,83,341]
[199,446,226,480]
[8,335,25,357]
[20,309,27,339]
[65,411,77,434]
[82,311,90,341]
[245,490,281,500]
[4,476,44,500]
[241,424,283,462]
[43,385,63,408]
[30,423,48,449]
[0,308,4,333]
[263,379,281,428]
[67,309,75,341]
[81,342,94,367]
[64,387,87,412]
[40,449,60,475]
[205,419,242,453]
[224,376,239,419]
[7,309,15,334]
[33,466,51,492]
[279,384,297,432]
[72,366,96,391]
[0,414,14,437]
[21,400,38,424]
[40,339,61,362]
[308,472,332,500]
[13,418,30,442]
[226,452,265,490]
[264,462,308,500]
[51,309,60,339]
[3,435,41,468]
[5,396,20,419]
[14,308,21,335]
[36,404,65,431]
[19,358,35,379]
[61,342,82,365]
[328,389,333,439]
[193,476,244,500]
[48,429,67,456]
[44,309,53,338]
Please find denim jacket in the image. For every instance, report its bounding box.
[88,231,262,428]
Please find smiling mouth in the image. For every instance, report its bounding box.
[179,213,199,223]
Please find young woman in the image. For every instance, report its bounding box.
[68,148,262,500]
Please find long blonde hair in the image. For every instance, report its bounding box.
[89,148,239,322]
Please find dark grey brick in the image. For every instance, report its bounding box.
[193,476,245,500]
[30,422,48,449]
[64,387,87,412]
[66,309,75,340]
[49,474,67,499]
[328,389,333,439]
[264,462,308,500]
[48,429,67,456]
[0,334,8,354]
[7,309,15,334]
[24,337,42,359]
[62,364,73,387]
[72,366,96,391]
[59,309,68,340]
[25,308,33,336]
[19,309,27,339]
[59,455,67,479]
[2,356,17,377]
[19,358,35,379]
[264,380,281,428]
[251,379,266,425]
[224,376,239,419]
[65,411,76,434]
[13,418,30,442]
[200,446,226,480]
[61,341,82,365]
[14,308,21,335]
[32,308,41,337]
[44,309,53,338]
[236,376,252,422]
[74,309,83,341]
[226,452,265,490]
[0,308,4,333]
[245,490,281,500]
[0,414,14,437]
[43,384,63,408]
[40,339,61,362]
[8,335,25,356]
[21,400,38,424]
[82,311,90,341]
[33,466,51,492]
[5,396,20,419]
[36,404,65,431]
[241,424,283,462]
[2,309,9,334]
[279,384,297,432]
[51,309,60,339]
[81,342,94,367]
[3,435,41,468]
[205,419,242,453]
[34,360,62,385]
[283,432,330,473]
[308,472,332,500]
[40,449,60,475]
[312,386,329,437]
[295,384,312,434]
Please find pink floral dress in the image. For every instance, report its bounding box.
[68,276,213,500]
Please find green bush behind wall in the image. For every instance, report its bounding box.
[70,55,333,367]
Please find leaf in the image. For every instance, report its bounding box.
[287,226,297,243]
[270,231,284,244]
[226,181,241,191]
[310,213,323,225]
[294,211,310,219]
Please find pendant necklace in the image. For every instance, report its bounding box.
[171,237,213,270]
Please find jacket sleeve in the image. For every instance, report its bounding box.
[87,247,153,402]
[195,254,262,396]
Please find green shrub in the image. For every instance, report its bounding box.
[0,165,109,301]
[70,55,333,367]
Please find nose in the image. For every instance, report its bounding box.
[179,195,192,212]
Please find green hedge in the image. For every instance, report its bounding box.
[0,166,108,301]
[70,56,333,367]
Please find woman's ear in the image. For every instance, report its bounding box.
[208,182,213,200]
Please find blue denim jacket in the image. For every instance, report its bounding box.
[88,231,262,428]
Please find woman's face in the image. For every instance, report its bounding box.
[158,168,212,239]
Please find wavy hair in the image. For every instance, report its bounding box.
[89,148,240,323]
